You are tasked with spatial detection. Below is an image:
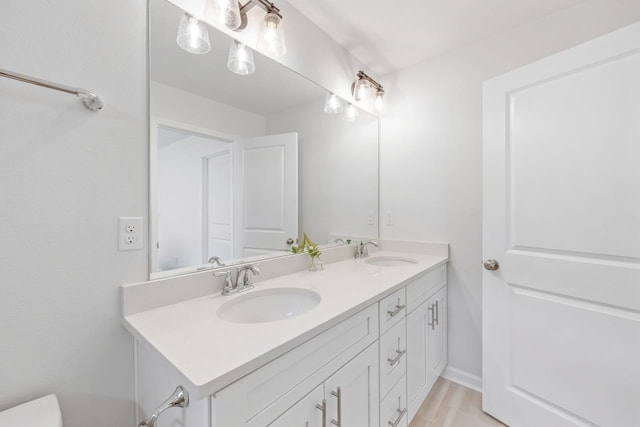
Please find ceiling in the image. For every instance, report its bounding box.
[287,0,586,75]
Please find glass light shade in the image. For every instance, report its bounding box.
[176,14,211,54]
[343,104,358,122]
[353,78,371,102]
[374,91,384,112]
[258,12,286,58]
[204,0,242,30]
[324,93,344,114]
[227,40,255,75]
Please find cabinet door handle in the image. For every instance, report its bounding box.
[388,408,407,427]
[387,349,406,367]
[315,399,327,427]
[435,300,439,326]
[387,304,406,318]
[330,387,341,426]
[427,303,435,330]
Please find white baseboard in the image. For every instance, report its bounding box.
[441,366,483,392]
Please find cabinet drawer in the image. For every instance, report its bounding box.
[379,318,406,400]
[406,265,446,313]
[379,287,406,334]
[213,304,379,427]
[380,375,408,427]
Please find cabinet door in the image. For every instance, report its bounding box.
[325,343,379,427]
[406,300,429,422]
[269,384,325,427]
[427,286,447,390]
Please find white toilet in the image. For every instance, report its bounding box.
[0,394,63,427]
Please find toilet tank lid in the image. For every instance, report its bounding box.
[0,394,62,427]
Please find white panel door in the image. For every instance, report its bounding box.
[234,133,298,258]
[427,286,447,390]
[205,150,232,261]
[406,301,429,422]
[483,23,640,426]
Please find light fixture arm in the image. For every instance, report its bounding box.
[236,0,282,30]
[356,71,384,94]
[240,0,281,17]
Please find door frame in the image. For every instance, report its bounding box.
[149,116,235,278]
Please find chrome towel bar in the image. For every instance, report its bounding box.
[0,68,104,111]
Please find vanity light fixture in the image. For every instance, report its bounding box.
[324,92,344,114]
[204,0,242,30]
[343,103,358,122]
[227,40,256,75]
[352,70,385,111]
[235,0,287,58]
[176,14,211,54]
[353,78,370,102]
[374,89,384,112]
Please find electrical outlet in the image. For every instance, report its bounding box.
[367,210,375,225]
[119,217,143,251]
[385,211,393,226]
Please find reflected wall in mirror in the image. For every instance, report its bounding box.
[150,0,379,278]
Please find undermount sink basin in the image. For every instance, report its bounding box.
[364,256,418,267]
[217,288,321,324]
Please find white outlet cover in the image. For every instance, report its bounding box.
[119,217,143,251]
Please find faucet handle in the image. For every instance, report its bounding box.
[356,240,379,259]
[214,270,235,295]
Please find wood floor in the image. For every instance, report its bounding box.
[409,378,507,427]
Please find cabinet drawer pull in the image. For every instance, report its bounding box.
[435,300,439,326]
[387,304,406,318]
[387,349,406,367]
[330,387,341,426]
[315,399,327,427]
[428,303,435,330]
[388,408,407,427]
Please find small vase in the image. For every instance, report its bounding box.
[308,256,324,272]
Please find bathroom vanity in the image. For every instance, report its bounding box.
[123,242,448,427]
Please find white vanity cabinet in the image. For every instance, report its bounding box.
[132,259,448,427]
[212,304,379,427]
[406,266,448,421]
[270,344,379,427]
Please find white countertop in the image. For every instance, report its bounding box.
[123,250,447,399]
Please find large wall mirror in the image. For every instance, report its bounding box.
[149,0,379,278]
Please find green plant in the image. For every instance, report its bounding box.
[290,232,322,258]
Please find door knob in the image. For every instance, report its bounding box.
[484,259,500,271]
[286,238,294,245]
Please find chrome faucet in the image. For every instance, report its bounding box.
[214,264,261,295]
[355,240,379,259]
[236,264,260,292]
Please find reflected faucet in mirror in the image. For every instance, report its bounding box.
[208,256,225,267]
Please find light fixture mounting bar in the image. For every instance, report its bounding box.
[239,0,282,19]
[357,70,384,93]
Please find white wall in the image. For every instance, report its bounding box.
[380,0,640,380]
[0,1,147,426]
[267,100,379,243]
